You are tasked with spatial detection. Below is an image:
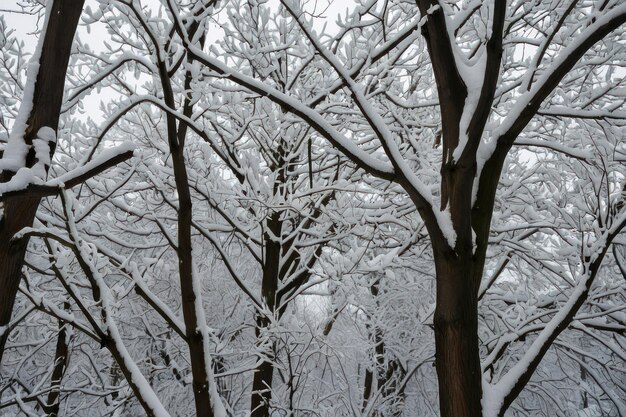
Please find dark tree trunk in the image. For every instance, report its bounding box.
[250,350,276,417]
[250,212,282,417]
[163,60,216,417]
[429,144,484,417]
[362,367,374,412]
[43,309,70,417]
[362,277,405,416]
[0,0,85,364]
[152,15,219,414]
[433,257,482,417]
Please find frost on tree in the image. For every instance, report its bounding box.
[0,1,624,417]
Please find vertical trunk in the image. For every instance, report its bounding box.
[250,212,281,417]
[170,96,214,417]
[109,363,122,402]
[156,18,216,414]
[0,0,84,363]
[250,349,276,417]
[362,367,374,412]
[362,278,385,414]
[579,333,589,410]
[169,117,214,415]
[433,256,482,417]
[0,198,39,362]
[43,308,70,417]
[363,278,406,417]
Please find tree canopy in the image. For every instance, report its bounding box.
[0,1,624,416]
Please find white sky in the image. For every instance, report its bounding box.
[1,0,357,123]
[2,0,356,53]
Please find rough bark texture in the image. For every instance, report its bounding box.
[413,2,504,416]
[433,257,482,417]
[0,0,85,364]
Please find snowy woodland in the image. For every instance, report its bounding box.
[0,0,624,416]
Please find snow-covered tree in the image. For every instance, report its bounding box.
[0,1,624,416]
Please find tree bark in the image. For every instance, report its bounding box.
[165,59,216,417]
[433,253,482,417]
[0,0,84,364]
[250,350,276,417]
[143,10,220,413]
[43,309,70,417]
[250,212,282,417]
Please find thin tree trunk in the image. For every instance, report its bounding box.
[362,367,374,413]
[166,65,215,417]
[364,278,409,417]
[362,278,389,415]
[0,0,84,364]
[43,306,70,417]
[149,12,219,413]
[250,213,282,417]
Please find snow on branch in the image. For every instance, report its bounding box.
[483,209,626,417]
[165,0,396,182]
[0,1,53,174]
[493,3,626,148]
[0,142,135,200]
[60,189,172,417]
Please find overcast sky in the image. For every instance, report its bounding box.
[1,0,357,123]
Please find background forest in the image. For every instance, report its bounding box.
[0,1,624,416]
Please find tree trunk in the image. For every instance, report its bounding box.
[250,212,282,417]
[43,307,70,417]
[170,88,214,417]
[155,18,217,414]
[433,257,482,417]
[0,0,85,364]
[362,277,404,416]
[0,197,39,362]
[250,349,276,417]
